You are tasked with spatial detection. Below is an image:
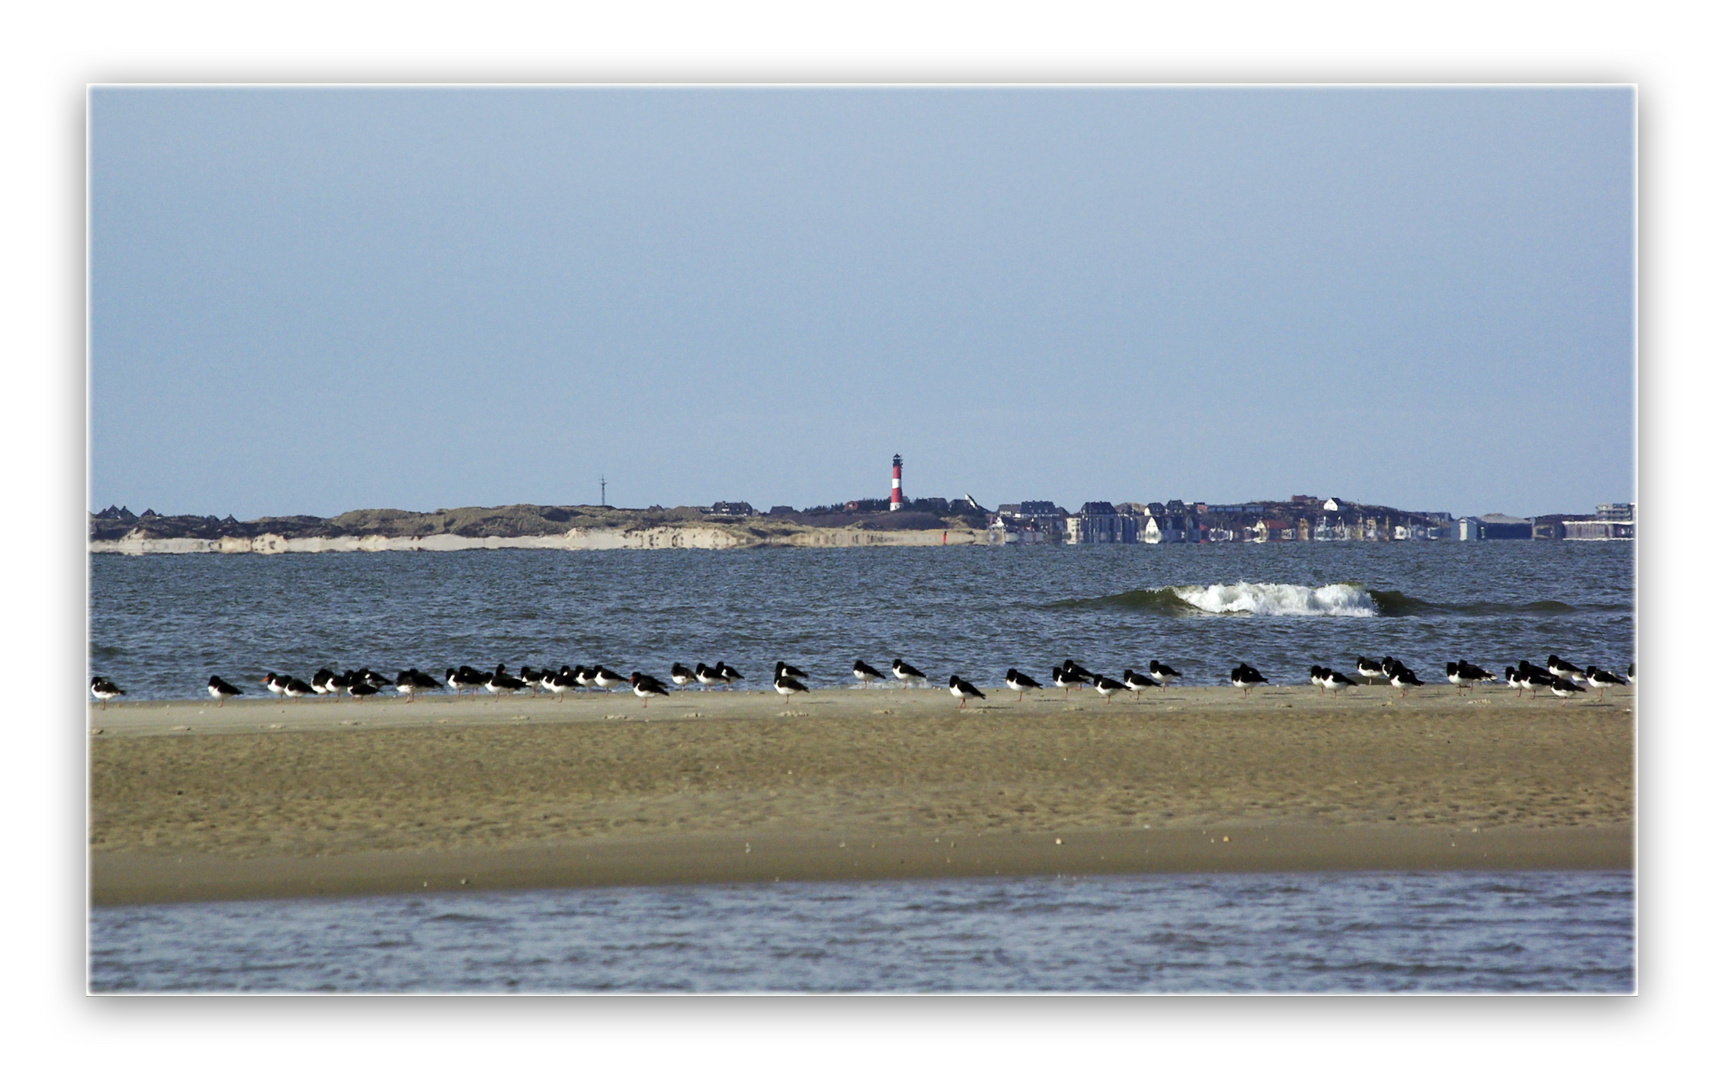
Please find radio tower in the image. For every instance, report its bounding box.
[890,454,904,511]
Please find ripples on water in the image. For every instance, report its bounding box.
[89,542,1633,700]
[88,871,1634,994]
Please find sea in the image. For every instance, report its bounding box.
[88,539,1636,993]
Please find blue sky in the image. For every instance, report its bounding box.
[89,87,1633,520]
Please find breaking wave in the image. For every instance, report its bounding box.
[1054,584,1615,617]
[1054,582,1378,617]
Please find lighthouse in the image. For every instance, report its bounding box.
[890,454,904,511]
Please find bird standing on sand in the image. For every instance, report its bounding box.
[282,676,314,698]
[1319,668,1357,695]
[1147,661,1182,688]
[775,661,809,684]
[487,664,528,696]
[853,660,885,688]
[773,670,809,701]
[1062,660,1098,683]
[892,659,926,687]
[693,664,724,690]
[1122,670,1157,698]
[1093,673,1128,703]
[670,663,696,689]
[1585,666,1628,699]
[1230,664,1268,696]
[1548,677,1583,704]
[630,672,670,708]
[261,673,289,697]
[1446,661,1496,694]
[1005,669,1042,701]
[1052,667,1086,697]
[91,677,125,708]
[591,667,627,692]
[717,662,744,686]
[1356,657,1387,685]
[1548,655,1586,682]
[395,669,440,701]
[208,675,243,706]
[1388,663,1423,698]
[949,674,985,708]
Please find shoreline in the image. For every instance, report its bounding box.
[92,824,1632,906]
[90,687,1635,905]
[88,525,998,555]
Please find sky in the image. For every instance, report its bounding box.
[89,86,1633,520]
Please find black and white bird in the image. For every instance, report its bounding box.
[313,668,338,696]
[1320,668,1357,694]
[90,676,125,708]
[1005,668,1042,701]
[773,670,809,701]
[1389,664,1424,698]
[395,669,440,700]
[1122,670,1157,698]
[670,663,696,689]
[1585,666,1628,699]
[591,667,627,692]
[1517,661,1557,697]
[891,659,926,687]
[774,661,809,683]
[1506,666,1531,697]
[1627,662,1636,684]
[1146,661,1182,687]
[282,676,314,699]
[630,672,670,707]
[487,664,528,696]
[1062,660,1098,683]
[448,666,487,696]
[348,677,381,701]
[1052,667,1087,697]
[717,662,744,685]
[1356,657,1388,685]
[1309,665,1328,692]
[693,663,724,690]
[261,673,289,697]
[1548,677,1584,703]
[574,666,598,691]
[1446,660,1496,694]
[519,666,546,696]
[1230,664,1268,696]
[853,660,886,688]
[549,666,580,700]
[949,674,986,708]
[1547,655,1586,682]
[208,675,243,706]
[1093,673,1128,702]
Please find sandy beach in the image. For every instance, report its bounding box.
[89,684,1634,904]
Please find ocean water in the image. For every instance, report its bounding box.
[89,871,1634,993]
[88,540,1633,701]
[87,541,1636,994]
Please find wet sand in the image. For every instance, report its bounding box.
[88,684,1634,904]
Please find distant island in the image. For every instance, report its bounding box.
[87,495,1633,554]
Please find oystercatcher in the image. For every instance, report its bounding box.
[447,666,486,696]
[1310,665,1329,692]
[261,673,289,697]
[775,661,809,682]
[773,671,809,701]
[487,664,528,696]
[348,677,381,701]
[1446,660,1496,694]
[519,666,545,696]
[1052,667,1087,697]
[1548,655,1586,682]
[1585,666,1628,699]
[313,668,338,696]
[1548,677,1583,704]
[208,675,242,706]
[669,663,696,689]
[90,676,125,708]
[1506,666,1530,697]
[1122,670,1157,698]
[1147,661,1182,687]
[891,659,926,687]
[283,676,314,699]
[1230,664,1268,696]
[630,672,670,708]
[1005,668,1042,701]
[574,666,598,691]
[1356,657,1387,685]
[591,667,627,692]
[549,666,579,700]
[395,669,440,701]
[1093,673,1128,702]
[1320,668,1357,694]
[1062,660,1098,683]
[853,660,886,688]
[693,664,724,690]
[1389,665,1423,698]
[949,674,985,708]
[717,662,744,686]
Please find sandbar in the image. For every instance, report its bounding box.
[88,684,1634,905]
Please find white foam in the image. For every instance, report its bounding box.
[1171,582,1377,617]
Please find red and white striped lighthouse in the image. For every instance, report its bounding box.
[889,454,904,511]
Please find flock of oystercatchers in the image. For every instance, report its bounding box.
[86,652,1632,711]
